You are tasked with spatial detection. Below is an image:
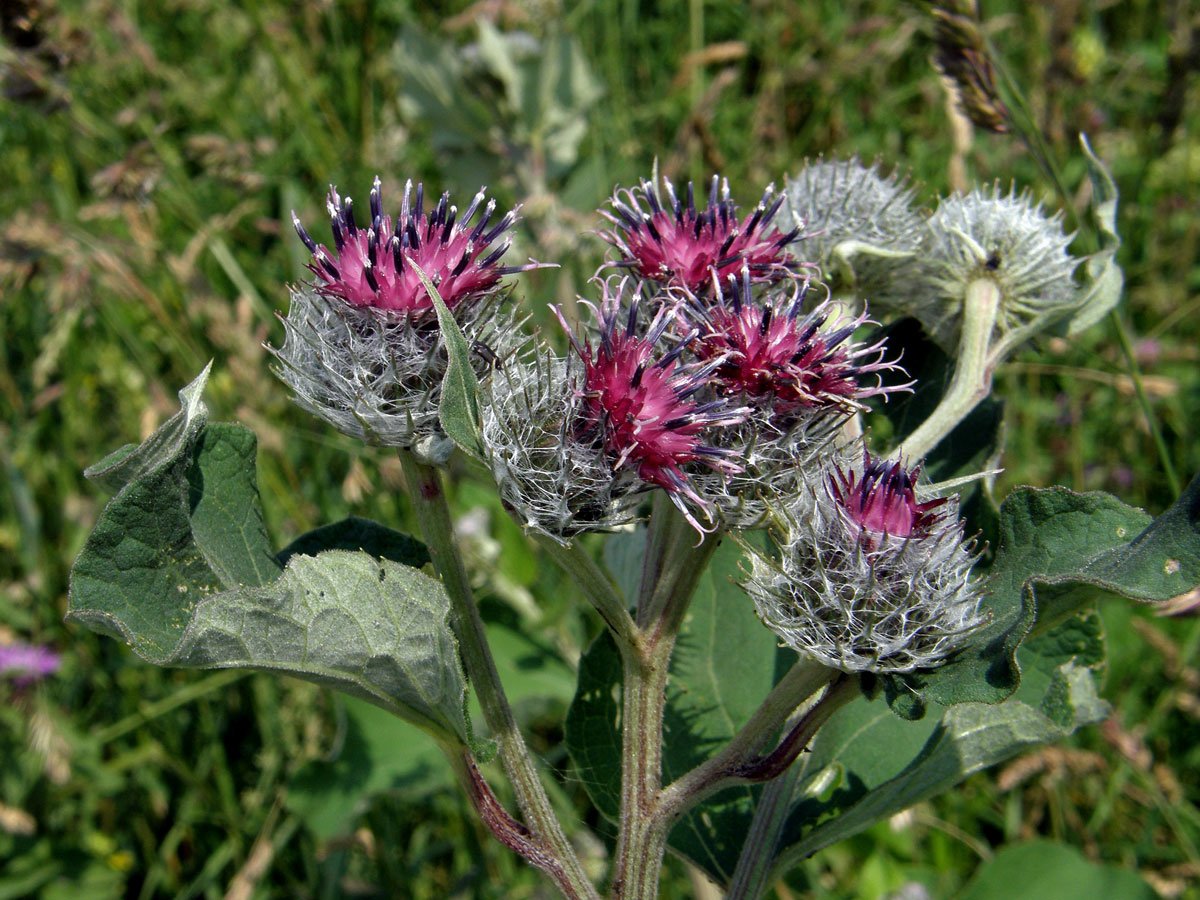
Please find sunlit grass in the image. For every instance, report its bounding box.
[2,1,1196,897]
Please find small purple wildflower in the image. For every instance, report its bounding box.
[599,174,801,292]
[555,278,750,530]
[0,641,61,687]
[293,177,542,315]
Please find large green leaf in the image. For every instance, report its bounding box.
[959,840,1156,900]
[766,634,1109,877]
[188,424,283,590]
[71,546,472,743]
[286,696,452,839]
[892,481,1197,710]
[69,405,281,655]
[68,367,472,745]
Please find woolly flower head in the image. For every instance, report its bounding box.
[556,278,752,532]
[686,267,910,420]
[911,186,1080,352]
[743,449,987,673]
[783,157,923,294]
[480,349,647,541]
[599,173,801,292]
[674,267,910,528]
[271,288,524,459]
[274,177,539,457]
[293,176,542,315]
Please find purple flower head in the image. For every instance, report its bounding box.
[830,451,948,547]
[0,641,61,687]
[742,448,987,673]
[293,177,542,315]
[555,278,750,530]
[688,267,911,417]
[599,174,801,292]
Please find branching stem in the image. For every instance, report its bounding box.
[610,497,721,899]
[398,450,598,900]
[657,661,837,823]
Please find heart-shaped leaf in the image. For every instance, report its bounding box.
[68,366,472,745]
[890,480,1197,711]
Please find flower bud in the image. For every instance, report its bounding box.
[271,287,523,456]
[783,157,923,295]
[556,277,751,533]
[271,177,536,453]
[679,267,910,528]
[909,186,1080,353]
[480,349,647,541]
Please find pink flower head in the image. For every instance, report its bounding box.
[830,451,948,546]
[689,267,910,416]
[599,174,801,292]
[293,177,542,315]
[0,641,61,687]
[555,279,750,530]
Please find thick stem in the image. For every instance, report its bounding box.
[398,450,598,900]
[610,641,674,900]
[725,675,860,900]
[637,497,722,640]
[656,659,835,823]
[611,497,722,899]
[896,277,1002,462]
[446,746,588,900]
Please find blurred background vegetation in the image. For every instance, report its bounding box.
[1,0,1197,897]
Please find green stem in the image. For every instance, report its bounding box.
[611,497,722,899]
[536,535,645,660]
[443,743,595,897]
[896,277,1002,462]
[724,676,860,900]
[1110,310,1181,498]
[398,450,598,900]
[610,639,674,900]
[656,659,835,823]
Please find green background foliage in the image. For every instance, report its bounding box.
[3,1,1198,897]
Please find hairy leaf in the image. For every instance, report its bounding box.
[893,482,1195,711]
[71,549,472,744]
[69,367,471,745]
[960,840,1156,900]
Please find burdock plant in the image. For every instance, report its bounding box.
[67,156,1198,900]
